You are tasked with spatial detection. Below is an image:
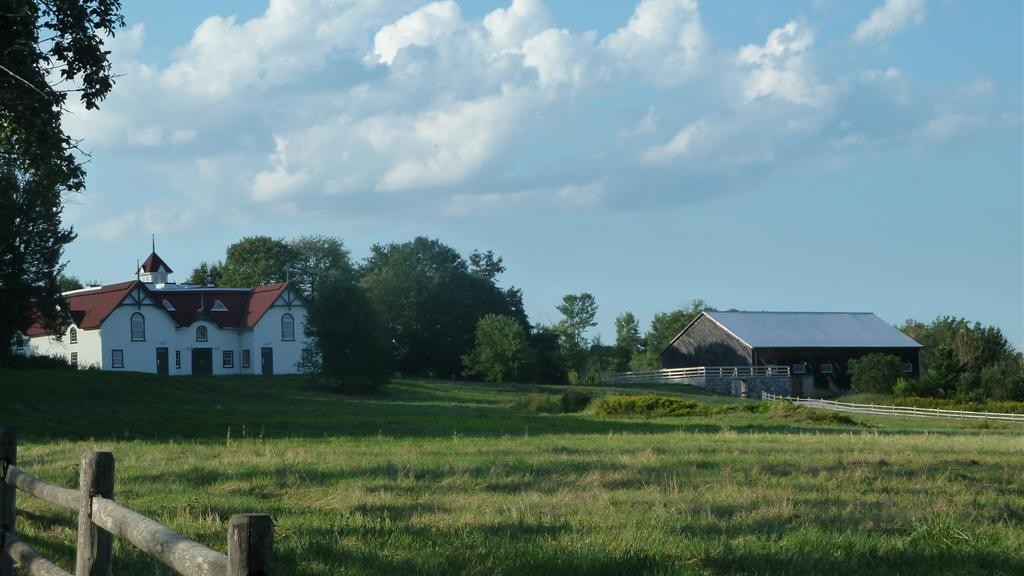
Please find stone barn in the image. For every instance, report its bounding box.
[661,311,922,397]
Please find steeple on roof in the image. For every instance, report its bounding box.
[140,252,173,274]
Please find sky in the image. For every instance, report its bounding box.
[58,0,1023,346]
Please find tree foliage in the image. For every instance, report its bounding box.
[614,311,642,372]
[0,159,75,362]
[186,262,221,286]
[305,275,391,391]
[849,353,903,394]
[361,237,527,378]
[57,274,83,292]
[900,316,1023,401]
[217,236,297,288]
[462,314,533,383]
[1,0,124,192]
[631,299,712,370]
[288,235,352,301]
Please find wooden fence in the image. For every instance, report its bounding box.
[608,365,791,385]
[0,428,273,576]
[761,393,1024,423]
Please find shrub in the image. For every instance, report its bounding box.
[3,354,75,370]
[765,401,862,426]
[849,353,903,394]
[560,388,592,413]
[591,395,761,418]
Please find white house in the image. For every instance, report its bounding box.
[22,251,312,375]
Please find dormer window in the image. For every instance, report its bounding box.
[162,299,176,312]
[70,327,78,344]
[196,325,208,342]
[211,300,228,312]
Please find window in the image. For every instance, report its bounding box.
[196,325,208,342]
[175,350,181,369]
[791,364,806,374]
[301,348,314,370]
[820,363,833,374]
[70,352,78,367]
[281,313,295,341]
[902,363,914,374]
[70,327,78,344]
[241,349,251,369]
[131,312,146,341]
[162,299,176,312]
[211,300,228,312]
[111,349,124,369]
[223,350,234,369]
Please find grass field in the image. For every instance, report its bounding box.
[2,369,1023,575]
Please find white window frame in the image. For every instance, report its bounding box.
[70,352,78,367]
[70,327,78,344]
[820,363,833,374]
[196,325,208,342]
[211,300,228,312]
[902,363,914,374]
[241,349,251,369]
[111,349,124,369]
[223,350,234,369]
[792,364,806,374]
[281,313,295,341]
[130,312,146,342]
[175,350,181,369]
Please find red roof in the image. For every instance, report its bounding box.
[25,281,298,337]
[141,252,173,273]
[25,281,138,336]
[244,282,290,327]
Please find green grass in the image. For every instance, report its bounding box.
[3,369,1023,575]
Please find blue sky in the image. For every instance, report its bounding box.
[59,0,1023,346]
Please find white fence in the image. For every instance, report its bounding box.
[762,392,1024,423]
[608,366,790,385]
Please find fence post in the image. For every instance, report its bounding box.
[0,429,15,576]
[228,514,273,576]
[76,452,115,576]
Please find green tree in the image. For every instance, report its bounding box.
[305,276,391,391]
[1,0,124,192]
[361,237,527,378]
[57,275,83,292]
[217,236,297,288]
[901,316,1023,401]
[0,160,75,361]
[614,312,642,372]
[849,353,903,394]
[287,235,352,301]
[468,249,505,281]
[1,0,123,363]
[462,314,533,383]
[186,262,221,286]
[631,299,712,370]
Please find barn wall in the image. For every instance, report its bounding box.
[754,346,920,385]
[661,315,752,368]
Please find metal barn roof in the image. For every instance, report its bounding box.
[703,311,922,349]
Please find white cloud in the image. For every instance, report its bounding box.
[522,29,597,90]
[443,190,531,216]
[917,112,985,143]
[377,89,534,191]
[483,0,553,53]
[372,1,462,65]
[553,180,605,206]
[853,0,926,44]
[601,0,706,86]
[737,21,828,106]
[641,120,707,164]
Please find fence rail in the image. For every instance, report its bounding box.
[761,393,1024,422]
[608,365,791,384]
[0,428,273,576]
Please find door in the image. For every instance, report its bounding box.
[261,347,274,375]
[156,347,169,375]
[192,348,213,376]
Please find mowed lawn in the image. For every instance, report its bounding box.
[2,370,1023,575]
